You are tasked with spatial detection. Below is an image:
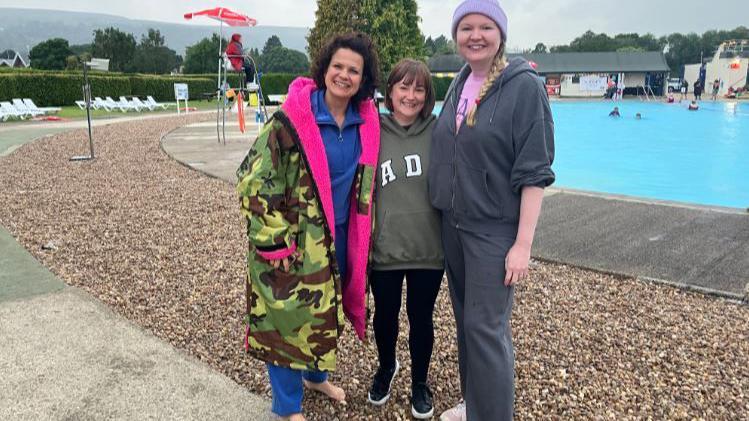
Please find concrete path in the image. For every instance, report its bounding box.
[162,120,749,300]
[535,191,749,298]
[161,120,254,183]
[0,115,273,421]
[0,112,211,156]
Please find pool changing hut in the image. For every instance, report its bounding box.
[428,51,671,99]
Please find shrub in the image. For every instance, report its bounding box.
[0,68,451,106]
[432,76,454,101]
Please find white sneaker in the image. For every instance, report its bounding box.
[439,401,466,421]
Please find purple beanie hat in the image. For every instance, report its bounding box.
[452,0,508,41]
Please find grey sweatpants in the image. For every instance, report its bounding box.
[442,214,516,421]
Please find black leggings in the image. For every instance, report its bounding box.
[370,269,443,384]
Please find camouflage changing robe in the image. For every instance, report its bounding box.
[237,77,379,371]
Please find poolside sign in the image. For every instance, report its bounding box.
[580,75,608,92]
[174,83,189,115]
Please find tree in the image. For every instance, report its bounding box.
[307,0,361,65]
[261,47,310,73]
[424,36,436,56]
[616,46,645,52]
[65,55,80,70]
[249,47,261,61]
[364,0,424,73]
[70,44,92,55]
[568,30,617,52]
[131,28,180,74]
[262,35,284,56]
[29,38,73,70]
[91,27,137,72]
[184,33,226,74]
[432,35,454,55]
[549,30,664,54]
[532,42,548,54]
[307,0,424,76]
[663,32,702,75]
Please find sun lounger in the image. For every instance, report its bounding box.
[12,98,45,117]
[23,99,61,115]
[93,97,113,111]
[75,100,87,110]
[106,97,131,112]
[119,96,142,112]
[146,96,173,110]
[130,97,153,111]
[0,101,28,120]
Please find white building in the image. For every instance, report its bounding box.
[513,52,670,98]
[683,40,748,96]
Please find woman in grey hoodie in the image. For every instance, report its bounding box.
[431,1,555,420]
[367,59,443,420]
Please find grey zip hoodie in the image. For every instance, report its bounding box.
[372,113,444,271]
[428,57,555,236]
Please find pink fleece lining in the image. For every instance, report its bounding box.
[256,241,297,261]
[281,77,380,340]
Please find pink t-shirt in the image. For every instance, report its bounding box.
[455,71,486,130]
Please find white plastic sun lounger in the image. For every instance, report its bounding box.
[146,96,173,110]
[23,98,60,114]
[119,96,143,112]
[106,97,130,112]
[0,101,28,120]
[12,98,44,117]
[130,97,153,111]
[93,97,113,111]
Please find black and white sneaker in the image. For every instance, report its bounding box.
[411,382,434,419]
[367,360,400,405]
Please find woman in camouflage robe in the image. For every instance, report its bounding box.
[236,33,380,420]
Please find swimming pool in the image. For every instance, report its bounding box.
[552,101,749,209]
[428,100,749,209]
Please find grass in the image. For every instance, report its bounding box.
[54,100,219,120]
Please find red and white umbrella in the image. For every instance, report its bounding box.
[184,7,257,27]
[183,6,258,91]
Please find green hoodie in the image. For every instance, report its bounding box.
[372,113,444,271]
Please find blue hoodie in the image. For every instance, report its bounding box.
[428,57,555,236]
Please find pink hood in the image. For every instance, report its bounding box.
[281,77,379,340]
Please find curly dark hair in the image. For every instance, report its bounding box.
[311,32,380,106]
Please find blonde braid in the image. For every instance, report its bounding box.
[466,46,507,127]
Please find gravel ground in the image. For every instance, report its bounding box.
[1,116,747,421]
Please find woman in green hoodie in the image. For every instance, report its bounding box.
[367,59,443,420]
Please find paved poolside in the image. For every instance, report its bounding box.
[162,119,749,300]
[2,114,746,420]
[0,114,273,420]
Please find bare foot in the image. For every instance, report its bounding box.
[283,414,305,421]
[302,379,346,402]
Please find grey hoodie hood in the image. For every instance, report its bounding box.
[380,112,434,138]
[428,56,555,235]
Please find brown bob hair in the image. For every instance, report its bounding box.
[311,32,380,106]
[384,59,436,118]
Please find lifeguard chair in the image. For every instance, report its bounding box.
[184,7,269,144]
[218,49,268,143]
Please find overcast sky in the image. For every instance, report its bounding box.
[1,0,747,50]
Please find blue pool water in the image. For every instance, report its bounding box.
[429,101,749,209]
